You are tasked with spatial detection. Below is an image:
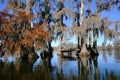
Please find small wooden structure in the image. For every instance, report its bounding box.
[60,48,80,57]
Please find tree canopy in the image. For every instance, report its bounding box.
[0,0,120,60]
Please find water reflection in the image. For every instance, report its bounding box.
[0,50,120,80]
[114,50,120,63]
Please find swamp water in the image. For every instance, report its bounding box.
[0,50,120,80]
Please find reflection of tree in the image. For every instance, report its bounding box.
[58,55,63,74]
[103,50,107,62]
[41,56,53,72]
[80,57,89,80]
[89,57,93,77]
[0,58,54,80]
[114,39,120,50]
[114,50,120,62]
[0,61,4,78]
[77,56,100,80]
[77,56,90,80]
[108,49,112,57]
[93,56,100,80]
[40,48,53,72]
[105,70,120,80]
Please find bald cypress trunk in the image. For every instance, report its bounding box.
[58,30,63,55]
[57,1,64,55]
[89,30,92,48]
[93,29,98,53]
[77,2,80,49]
[88,0,92,49]
[26,0,31,14]
[23,0,38,60]
[90,28,99,56]
[26,0,33,29]
[79,0,90,57]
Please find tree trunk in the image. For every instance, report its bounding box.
[26,0,31,14]
[87,0,92,50]
[78,37,80,48]
[89,30,92,48]
[80,0,85,27]
[23,0,38,60]
[58,5,64,55]
[93,34,97,50]
[104,34,107,51]
[79,36,90,57]
[92,29,98,55]
[26,0,33,30]
[58,33,63,55]
[77,3,80,49]
[79,0,90,57]
[17,0,21,9]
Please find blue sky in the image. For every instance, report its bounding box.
[0,0,8,11]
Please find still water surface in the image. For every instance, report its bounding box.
[0,50,120,80]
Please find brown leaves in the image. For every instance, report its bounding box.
[0,11,13,25]
[4,40,15,55]
[32,25,44,38]
[21,25,51,48]
[3,26,14,36]
[32,25,51,40]
[0,7,51,58]
[24,30,33,40]
[3,40,22,56]
[0,11,11,17]
[20,39,33,47]
[34,41,45,50]
[17,11,34,20]
[14,42,21,56]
